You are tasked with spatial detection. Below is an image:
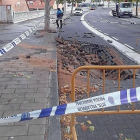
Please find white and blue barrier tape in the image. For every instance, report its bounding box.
[0,87,140,124]
[0,17,44,57]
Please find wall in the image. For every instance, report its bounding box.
[1,0,28,11]
[27,0,45,10]
[13,10,44,23]
[0,5,13,22]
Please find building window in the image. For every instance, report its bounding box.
[30,1,33,4]
[17,2,20,6]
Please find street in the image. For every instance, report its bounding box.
[84,8,140,52]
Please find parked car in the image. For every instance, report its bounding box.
[98,4,104,6]
[73,8,83,15]
[90,5,96,10]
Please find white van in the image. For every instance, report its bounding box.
[118,2,133,18]
[112,2,133,18]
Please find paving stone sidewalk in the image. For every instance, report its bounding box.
[0,13,67,139]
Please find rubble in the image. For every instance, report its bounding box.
[57,38,134,140]
[57,38,133,80]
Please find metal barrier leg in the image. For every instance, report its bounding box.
[70,65,140,140]
[136,38,140,46]
[70,113,77,140]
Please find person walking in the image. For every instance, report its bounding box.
[56,8,63,29]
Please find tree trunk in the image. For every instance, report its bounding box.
[71,1,74,14]
[136,0,138,16]
[57,0,59,9]
[108,0,110,8]
[45,0,50,30]
[64,0,66,14]
[25,0,30,11]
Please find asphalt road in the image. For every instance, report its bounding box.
[84,8,140,53]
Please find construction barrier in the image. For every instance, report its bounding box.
[70,65,140,140]
[136,38,140,46]
[0,86,140,124]
[0,17,44,57]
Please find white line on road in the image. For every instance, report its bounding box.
[112,37,118,40]
[81,12,140,64]
[104,33,109,36]
[124,44,134,50]
[109,11,137,24]
[109,11,113,16]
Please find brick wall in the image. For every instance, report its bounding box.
[0,0,28,11]
[27,0,45,10]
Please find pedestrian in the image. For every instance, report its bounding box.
[56,8,63,29]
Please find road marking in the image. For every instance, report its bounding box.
[110,22,118,23]
[121,18,137,24]
[104,33,109,36]
[109,11,137,24]
[119,25,126,28]
[81,12,140,64]
[109,11,112,16]
[100,21,107,22]
[112,37,118,40]
[124,44,134,50]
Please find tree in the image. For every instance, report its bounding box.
[136,0,139,16]
[25,0,30,11]
[45,0,50,30]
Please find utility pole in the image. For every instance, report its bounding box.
[45,0,50,30]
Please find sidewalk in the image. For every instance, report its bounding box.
[0,14,70,140]
[133,7,140,18]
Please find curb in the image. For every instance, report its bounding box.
[47,65,61,140]
[47,14,71,140]
[132,15,140,19]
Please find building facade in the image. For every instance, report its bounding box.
[0,0,56,11]
[27,0,55,10]
[0,0,28,11]
[27,0,45,10]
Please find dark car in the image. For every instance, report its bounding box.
[98,4,104,6]
[90,5,96,10]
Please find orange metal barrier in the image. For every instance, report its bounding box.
[70,65,140,140]
[136,38,140,46]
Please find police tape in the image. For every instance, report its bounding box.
[0,17,44,57]
[0,87,140,124]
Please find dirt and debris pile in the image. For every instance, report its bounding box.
[56,37,133,80]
